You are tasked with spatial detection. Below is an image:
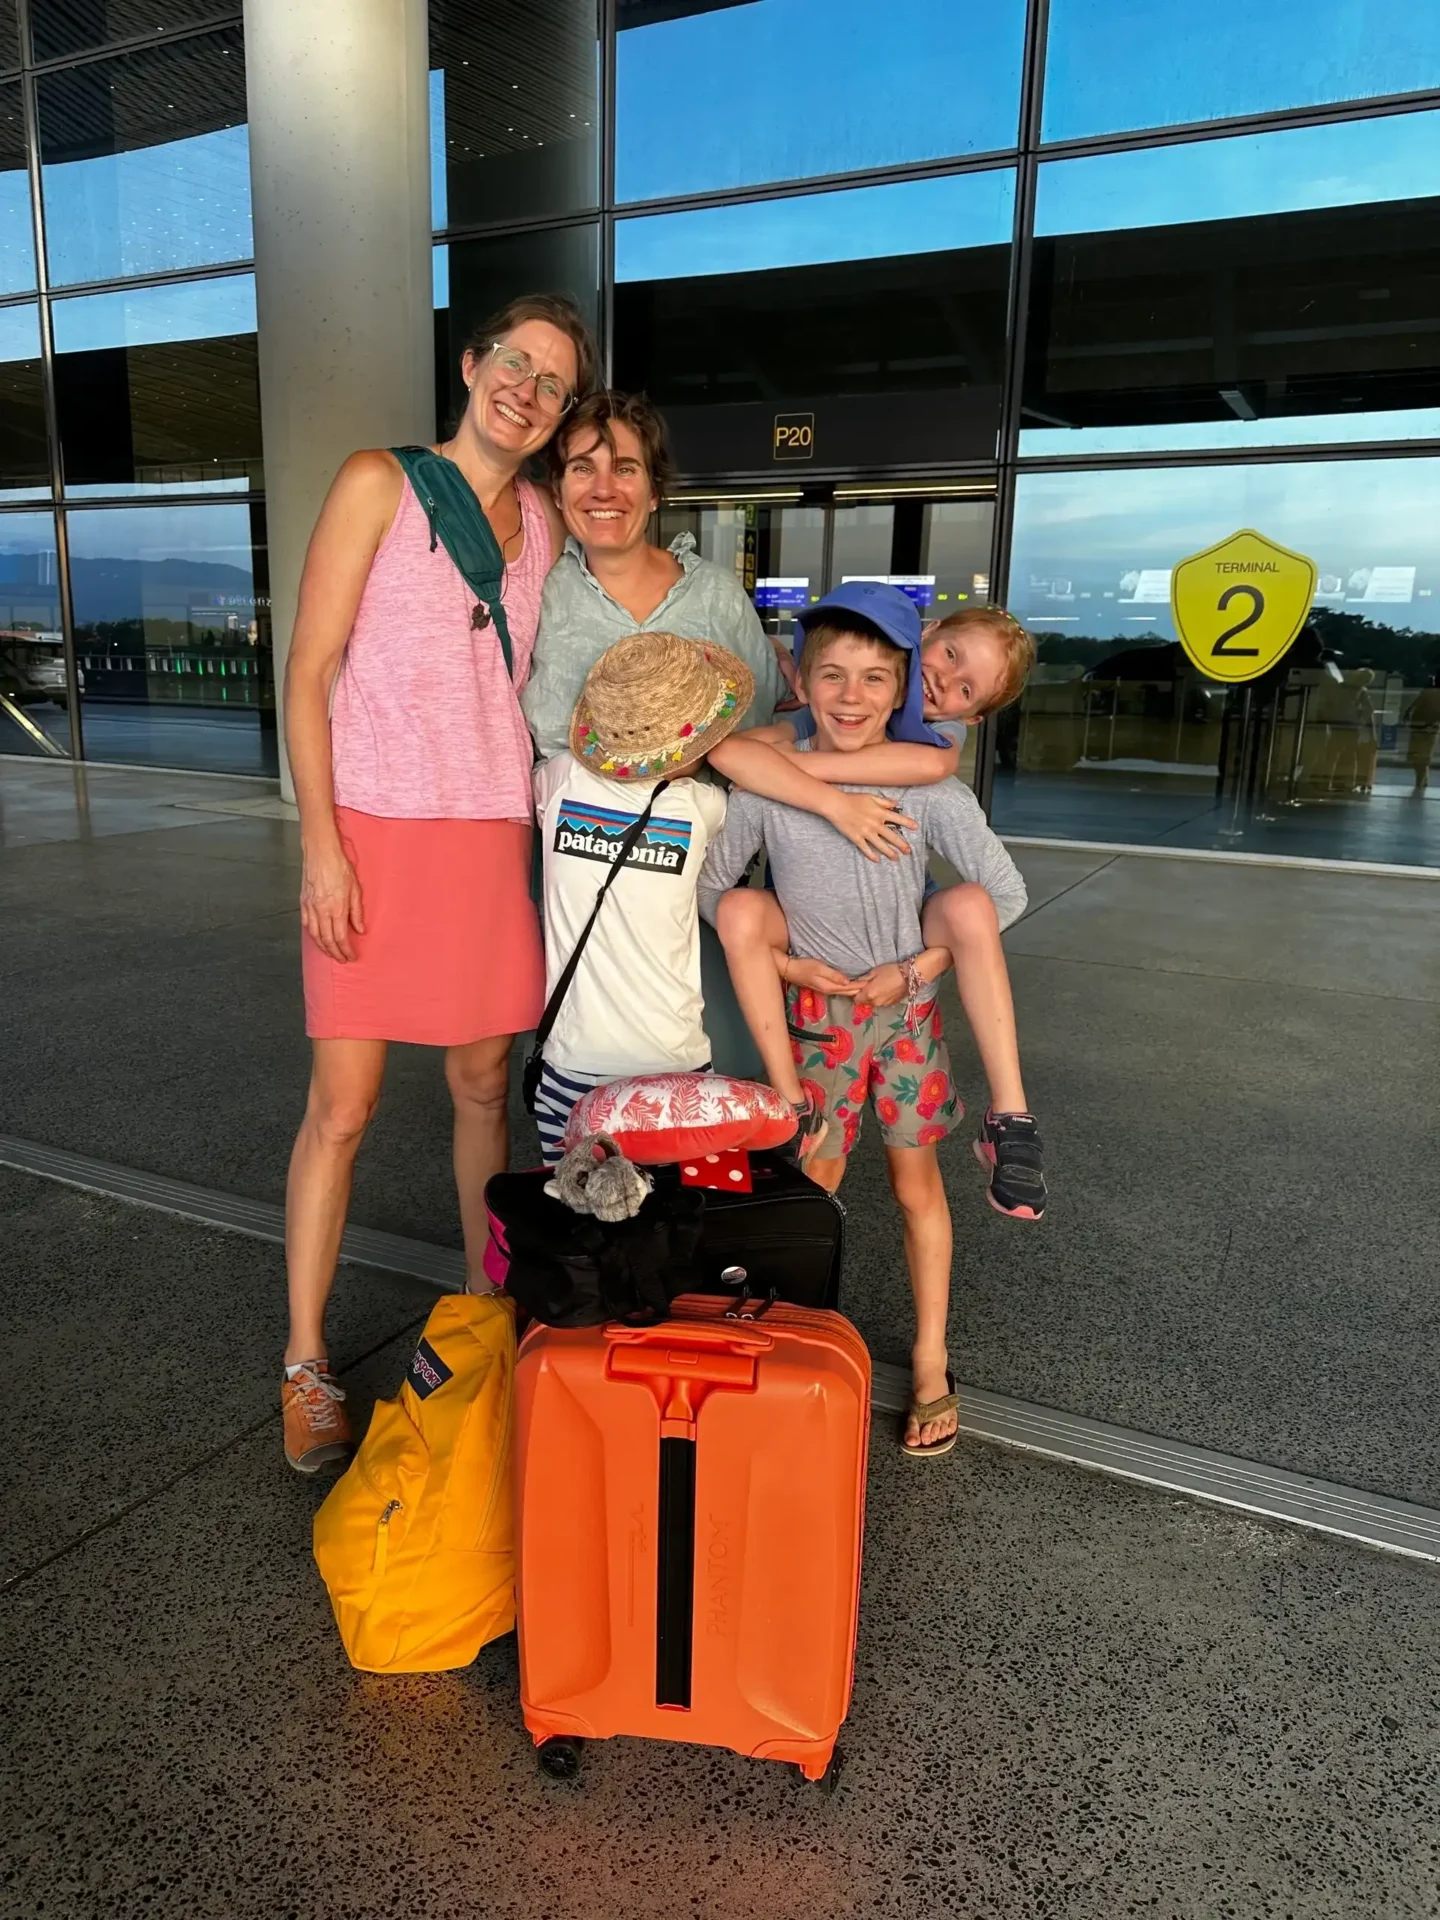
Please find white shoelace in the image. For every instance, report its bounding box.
[289,1364,346,1430]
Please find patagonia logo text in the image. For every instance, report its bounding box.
[554,797,692,875]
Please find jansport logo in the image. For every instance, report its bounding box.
[554,797,693,875]
[407,1337,452,1400]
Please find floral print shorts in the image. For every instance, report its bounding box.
[785,984,962,1157]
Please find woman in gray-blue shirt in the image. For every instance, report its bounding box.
[522,388,785,1075]
[522,389,784,759]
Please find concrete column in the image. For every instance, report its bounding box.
[243,0,434,799]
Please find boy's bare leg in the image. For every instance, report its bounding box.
[922,881,1026,1114]
[804,1153,846,1194]
[885,1144,957,1449]
[715,887,804,1103]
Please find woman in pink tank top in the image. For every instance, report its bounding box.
[277,293,599,1474]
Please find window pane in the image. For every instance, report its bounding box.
[30,0,234,62]
[68,500,275,775]
[614,174,1013,475]
[428,0,599,229]
[53,274,261,496]
[1,80,36,296]
[1043,0,1440,142]
[1022,113,1440,456]
[0,511,69,758]
[0,1,17,70]
[0,304,49,499]
[998,459,1440,868]
[616,0,1024,203]
[37,28,249,286]
[434,223,599,434]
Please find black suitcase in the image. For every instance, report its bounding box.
[486,1150,844,1321]
[650,1149,845,1311]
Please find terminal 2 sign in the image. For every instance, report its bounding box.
[1170,529,1318,684]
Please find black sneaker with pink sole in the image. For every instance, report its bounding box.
[974,1110,1047,1220]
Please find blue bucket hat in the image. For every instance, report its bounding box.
[793,580,948,747]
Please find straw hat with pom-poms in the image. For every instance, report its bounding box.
[570,631,754,780]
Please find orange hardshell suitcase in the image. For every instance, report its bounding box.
[514,1294,871,1788]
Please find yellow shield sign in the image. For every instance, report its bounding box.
[1171,529,1317,684]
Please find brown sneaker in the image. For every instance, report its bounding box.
[281,1361,353,1473]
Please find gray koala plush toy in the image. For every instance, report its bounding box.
[545,1133,653,1224]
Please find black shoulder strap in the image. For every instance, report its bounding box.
[525,781,672,1107]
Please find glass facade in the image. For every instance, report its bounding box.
[4,0,1438,865]
[0,5,271,774]
[614,0,1025,201]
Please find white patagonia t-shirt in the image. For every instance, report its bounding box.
[533,753,728,1078]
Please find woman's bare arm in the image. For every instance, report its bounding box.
[284,448,401,961]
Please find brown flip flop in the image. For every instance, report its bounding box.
[900,1370,959,1459]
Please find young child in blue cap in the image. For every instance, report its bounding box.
[698,583,1033,1457]
[713,580,1048,1233]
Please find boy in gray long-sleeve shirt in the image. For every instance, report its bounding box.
[698,591,1029,1458]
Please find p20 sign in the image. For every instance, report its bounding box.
[1171,528,1317,684]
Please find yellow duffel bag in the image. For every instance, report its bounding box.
[313,1292,516,1673]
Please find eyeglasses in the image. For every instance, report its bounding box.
[487,342,575,417]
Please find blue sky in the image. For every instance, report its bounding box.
[1037,107,1440,236]
[1042,0,1440,141]
[64,504,256,568]
[51,274,256,355]
[615,169,1015,283]
[1009,459,1440,639]
[614,0,1025,203]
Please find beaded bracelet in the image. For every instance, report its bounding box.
[901,954,929,1028]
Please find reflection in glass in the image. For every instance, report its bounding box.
[67,500,275,775]
[999,460,1440,867]
[428,0,599,229]
[1043,0,1440,143]
[434,223,599,434]
[616,0,1023,202]
[37,28,250,286]
[654,493,992,772]
[0,512,69,758]
[52,275,261,495]
[30,0,235,61]
[0,1,17,70]
[1,80,36,296]
[0,305,50,498]
[615,175,1013,475]
[1022,113,1440,455]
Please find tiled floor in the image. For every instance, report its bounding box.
[5,1175,1440,1920]
[4,756,1440,1917]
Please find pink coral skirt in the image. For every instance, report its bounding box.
[302,809,544,1046]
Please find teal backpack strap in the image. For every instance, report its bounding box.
[390,445,515,679]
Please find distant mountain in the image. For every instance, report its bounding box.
[70,556,260,625]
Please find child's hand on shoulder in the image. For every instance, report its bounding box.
[824,790,916,862]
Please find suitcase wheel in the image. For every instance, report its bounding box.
[797,1746,845,1796]
[537,1736,584,1782]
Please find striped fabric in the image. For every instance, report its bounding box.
[533,1059,714,1166]
[533,1059,613,1166]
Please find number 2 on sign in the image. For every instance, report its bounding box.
[1212,583,1263,656]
